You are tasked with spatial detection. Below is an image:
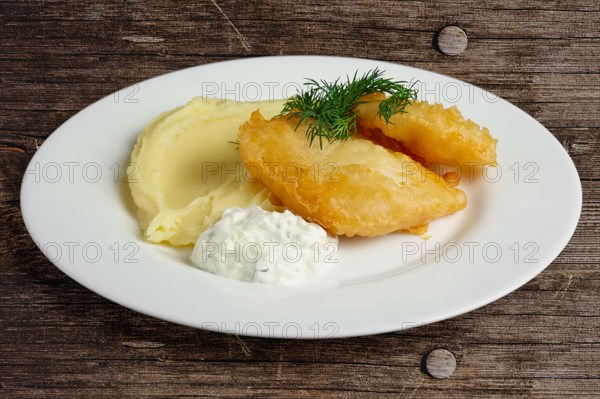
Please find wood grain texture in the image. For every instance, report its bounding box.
[1,0,599,398]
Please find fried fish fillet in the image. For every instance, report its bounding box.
[238,111,467,237]
[354,93,497,165]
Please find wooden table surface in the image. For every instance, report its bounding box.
[1,1,599,397]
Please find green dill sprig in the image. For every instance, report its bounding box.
[280,68,418,148]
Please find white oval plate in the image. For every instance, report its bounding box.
[21,56,582,338]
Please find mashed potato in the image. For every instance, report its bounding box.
[129,97,285,246]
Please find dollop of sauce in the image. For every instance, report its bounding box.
[190,206,338,284]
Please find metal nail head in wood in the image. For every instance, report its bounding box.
[436,26,468,56]
[425,349,457,379]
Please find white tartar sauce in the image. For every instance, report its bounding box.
[190,206,338,284]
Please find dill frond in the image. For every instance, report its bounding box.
[280,68,418,148]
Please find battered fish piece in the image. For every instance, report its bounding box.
[355,93,497,165]
[238,111,467,237]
